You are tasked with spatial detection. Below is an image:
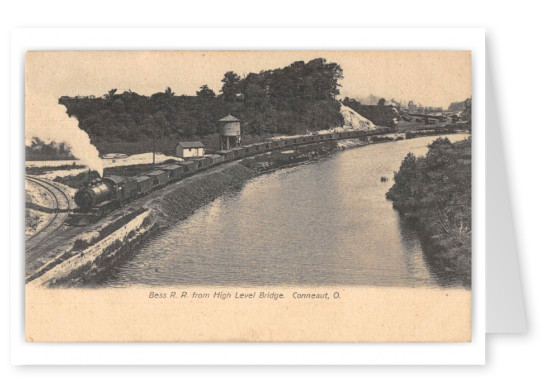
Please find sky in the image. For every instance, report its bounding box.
[26,50,471,109]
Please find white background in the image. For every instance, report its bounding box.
[2,0,549,389]
[9,28,486,366]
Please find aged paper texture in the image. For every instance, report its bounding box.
[25,50,472,342]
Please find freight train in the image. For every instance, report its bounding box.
[68,129,380,226]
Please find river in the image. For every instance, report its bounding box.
[103,134,470,288]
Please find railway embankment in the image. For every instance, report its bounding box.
[29,132,465,287]
[27,208,154,287]
[29,164,260,287]
[29,141,342,287]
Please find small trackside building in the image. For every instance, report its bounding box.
[175,141,205,158]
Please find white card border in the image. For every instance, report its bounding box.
[10,27,485,365]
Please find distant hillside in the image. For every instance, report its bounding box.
[59,58,345,150]
[448,100,467,112]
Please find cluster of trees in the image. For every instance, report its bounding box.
[25,137,75,160]
[386,137,472,286]
[59,58,345,145]
[447,97,471,113]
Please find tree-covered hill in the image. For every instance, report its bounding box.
[59,58,345,152]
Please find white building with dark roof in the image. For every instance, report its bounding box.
[175,141,205,158]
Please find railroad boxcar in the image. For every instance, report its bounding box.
[136,175,154,194]
[119,177,138,203]
[181,160,199,173]
[193,157,207,169]
[243,146,253,156]
[201,156,212,168]
[203,155,214,166]
[218,150,234,161]
[212,154,224,164]
[160,164,185,181]
[253,143,263,152]
[217,150,234,162]
[234,147,245,158]
[256,143,266,152]
[146,170,170,188]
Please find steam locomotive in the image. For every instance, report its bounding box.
[68,129,377,226]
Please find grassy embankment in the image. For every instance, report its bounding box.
[386,137,472,287]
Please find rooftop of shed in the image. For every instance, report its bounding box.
[177,141,204,148]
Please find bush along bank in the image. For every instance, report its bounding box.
[386,137,472,287]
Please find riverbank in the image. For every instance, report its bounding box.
[386,137,472,287]
[84,143,343,286]
[30,132,468,287]
[32,140,350,287]
[27,208,154,287]
[101,134,471,288]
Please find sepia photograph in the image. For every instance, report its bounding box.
[24,50,472,342]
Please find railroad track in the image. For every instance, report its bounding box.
[25,176,72,252]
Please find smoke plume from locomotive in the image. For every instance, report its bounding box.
[26,100,104,176]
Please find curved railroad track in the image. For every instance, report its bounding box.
[25,176,72,252]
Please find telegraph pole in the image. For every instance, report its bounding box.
[152,141,156,168]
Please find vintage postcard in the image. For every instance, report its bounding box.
[24,50,472,342]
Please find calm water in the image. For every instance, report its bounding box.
[103,135,470,288]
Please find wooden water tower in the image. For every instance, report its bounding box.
[218,114,241,150]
